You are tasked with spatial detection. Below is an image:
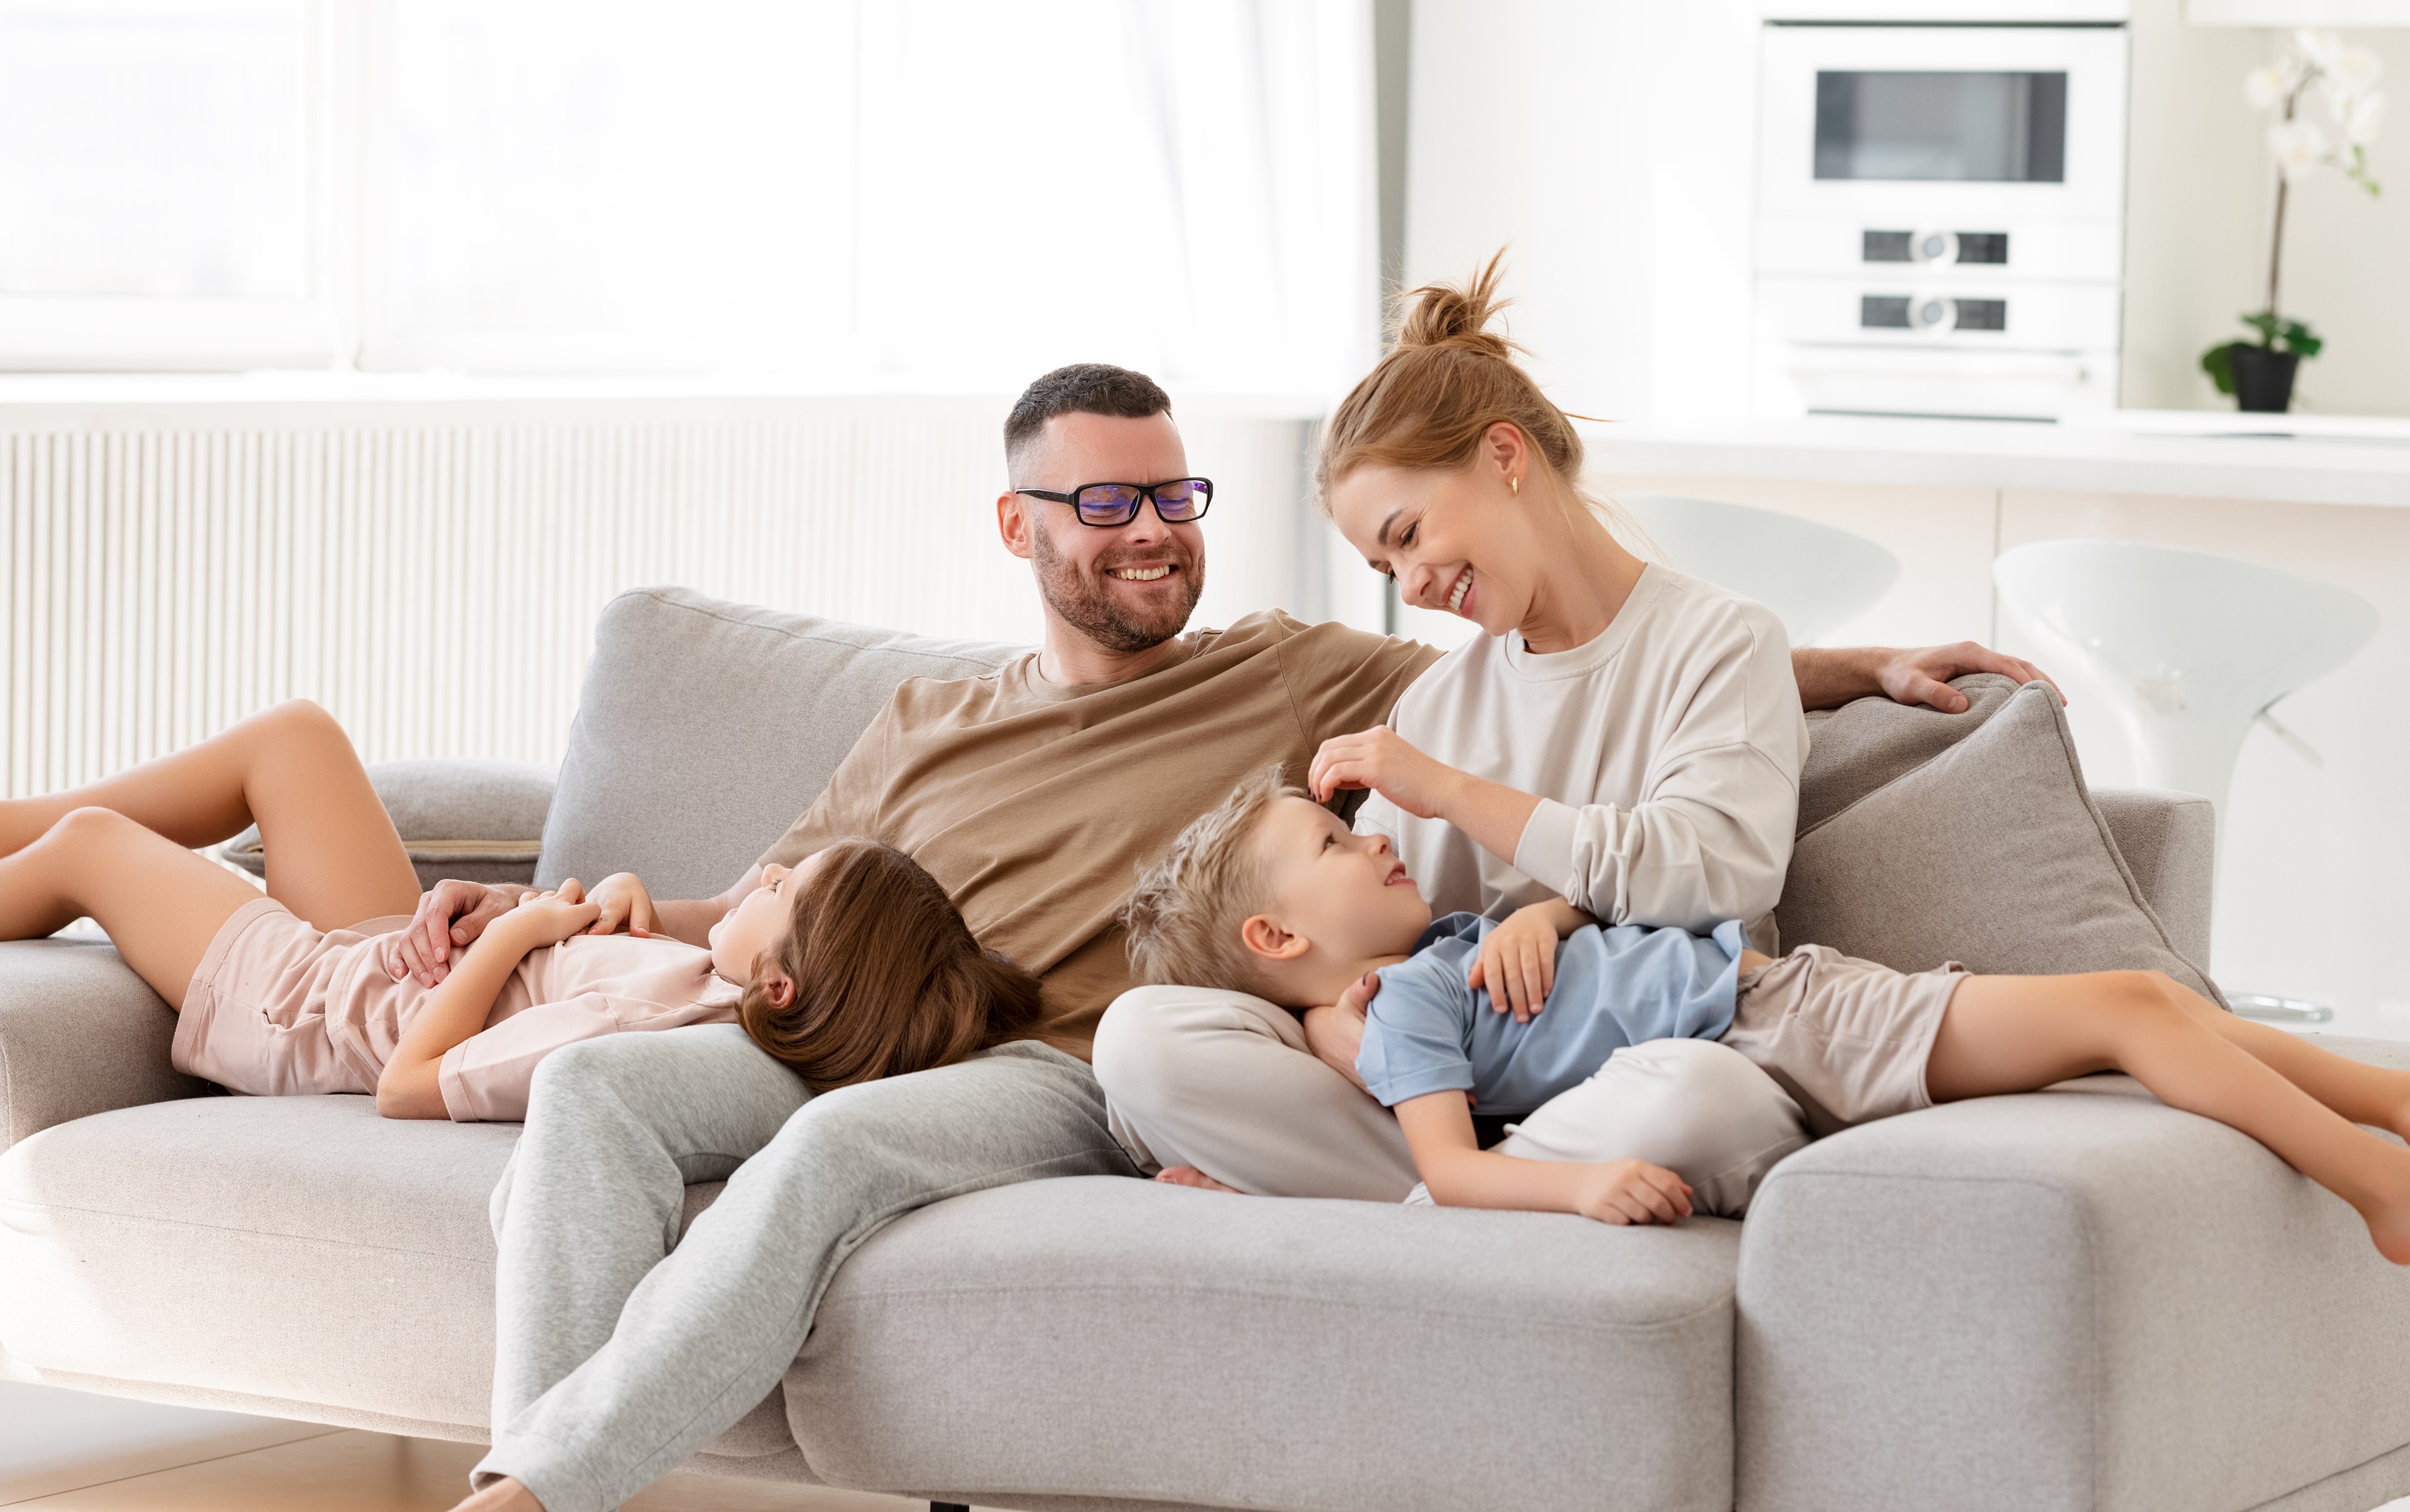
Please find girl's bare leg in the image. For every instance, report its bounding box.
[0,700,417,930]
[1929,970,2410,1263]
[0,809,262,1008]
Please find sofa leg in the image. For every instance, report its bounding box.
[931,1503,971,1512]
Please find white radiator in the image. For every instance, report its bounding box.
[1,391,1311,797]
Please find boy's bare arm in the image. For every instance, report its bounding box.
[1394,1093,1692,1225]
[376,885,600,1118]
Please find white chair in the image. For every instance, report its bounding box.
[1620,494,1901,647]
[1990,539,2379,824]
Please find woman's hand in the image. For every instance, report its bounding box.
[1570,1159,1693,1225]
[1308,727,1462,820]
[1465,902,1582,1023]
[584,872,659,937]
[498,880,601,950]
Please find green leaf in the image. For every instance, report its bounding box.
[2241,310,2281,344]
[2281,321,2324,358]
[2201,342,2238,396]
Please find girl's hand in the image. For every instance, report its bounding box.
[1308,727,1462,820]
[1466,903,1571,1023]
[1571,1160,1693,1226]
[501,880,601,948]
[585,871,659,937]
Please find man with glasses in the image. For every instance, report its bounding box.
[430,362,2045,1512]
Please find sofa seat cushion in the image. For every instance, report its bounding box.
[786,1176,1742,1512]
[0,1095,518,1433]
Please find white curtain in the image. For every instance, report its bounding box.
[368,0,1379,394]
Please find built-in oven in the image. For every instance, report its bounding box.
[1751,16,2128,420]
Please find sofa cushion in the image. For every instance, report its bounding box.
[1795,672,2019,832]
[785,1176,1742,1512]
[1777,680,2223,1003]
[1736,1037,2410,1512]
[221,759,556,892]
[539,586,1023,899]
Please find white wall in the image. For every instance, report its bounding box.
[2123,2,2410,415]
[1411,0,2410,420]
[1404,1,1759,424]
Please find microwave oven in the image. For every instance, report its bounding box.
[1751,22,2128,419]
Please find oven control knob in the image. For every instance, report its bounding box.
[1912,230,1959,266]
[1911,295,1956,332]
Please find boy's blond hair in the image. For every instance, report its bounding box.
[1123,764,1297,995]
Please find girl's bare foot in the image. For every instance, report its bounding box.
[1154,1165,1241,1194]
[447,1476,545,1512]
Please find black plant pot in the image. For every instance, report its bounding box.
[2228,345,2300,413]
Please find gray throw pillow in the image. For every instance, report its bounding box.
[1797,672,2020,832]
[219,759,555,892]
[1777,680,2226,1006]
[535,586,1025,899]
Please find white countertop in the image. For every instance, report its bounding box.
[1595,411,2410,509]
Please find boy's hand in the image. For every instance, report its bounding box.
[1301,971,1379,1094]
[1308,727,1461,820]
[499,880,602,950]
[1467,904,1566,1023]
[1571,1160,1693,1226]
[585,872,658,937]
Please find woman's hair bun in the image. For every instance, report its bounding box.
[1392,249,1519,360]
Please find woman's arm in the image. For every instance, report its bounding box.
[375,885,600,1118]
[1394,1093,1692,1223]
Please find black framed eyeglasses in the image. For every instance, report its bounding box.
[1014,477,1213,527]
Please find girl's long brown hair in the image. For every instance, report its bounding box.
[738,839,1043,1090]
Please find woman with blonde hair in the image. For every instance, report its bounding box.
[1098,253,2048,1215]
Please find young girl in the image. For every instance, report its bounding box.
[0,700,1040,1118]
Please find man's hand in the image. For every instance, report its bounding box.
[1301,971,1380,1093]
[392,880,522,987]
[1571,1159,1694,1226]
[1466,902,1582,1023]
[1874,641,2061,715]
[1308,727,1461,819]
[584,872,659,937]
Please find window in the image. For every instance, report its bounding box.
[1,0,1377,394]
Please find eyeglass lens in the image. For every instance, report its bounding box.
[1072,479,1209,526]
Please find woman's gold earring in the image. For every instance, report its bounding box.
[1509,474,1520,495]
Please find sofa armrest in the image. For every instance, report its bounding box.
[2091,786,2216,969]
[1736,1050,2410,1512]
[0,940,209,1154]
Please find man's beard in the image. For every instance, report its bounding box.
[1031,522,1204,657]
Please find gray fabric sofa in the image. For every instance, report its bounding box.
[6,584,2410,1512]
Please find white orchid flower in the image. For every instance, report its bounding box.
[2344,89,2386,147]
[2332,47,2384,99]
[2245,64,2292,111]
[2268,117,2331,176]
[2296,29,2346,71]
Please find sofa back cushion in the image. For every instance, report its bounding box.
[537,587,1023,899]
[1777,678,2225,1004]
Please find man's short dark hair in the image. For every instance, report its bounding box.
[1004,364,1172,478]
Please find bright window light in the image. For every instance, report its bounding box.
[0,0,1377,392]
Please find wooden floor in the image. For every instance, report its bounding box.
[0,1384,941,1511]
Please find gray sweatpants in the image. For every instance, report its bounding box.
[472,1024,1136,1512]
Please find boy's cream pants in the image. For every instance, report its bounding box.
[1094,986,1811,1217]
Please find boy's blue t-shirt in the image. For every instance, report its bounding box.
[1355,912,1750,1116]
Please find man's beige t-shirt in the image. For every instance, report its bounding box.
[758,611,1439,1054]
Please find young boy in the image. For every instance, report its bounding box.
[1121,766,2410,1260]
